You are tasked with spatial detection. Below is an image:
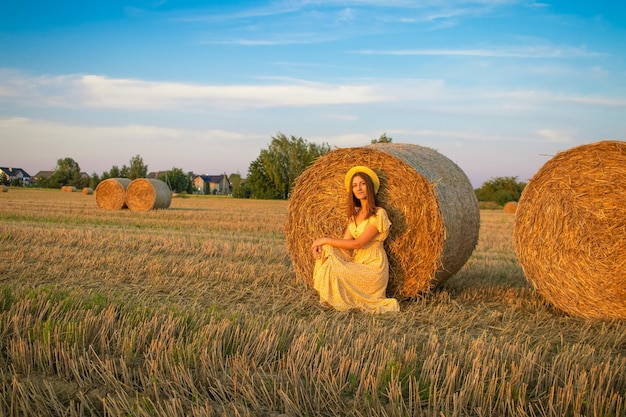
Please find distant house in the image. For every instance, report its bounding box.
[146,171,170,180]
[0,167,31,185]
[34,170,54,181]
[193,174,230,195]
[33,170,89,183]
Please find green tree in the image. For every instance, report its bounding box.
[246,159,274,199]
[475,176,526,206]
[101,165,122,180]
[246,133,330,199]
[47,157,86,188]
[158,167,191,194]
[89,172,100,189]
[122,155,148,180]
[371,132,393,144]
[229,172,250,198]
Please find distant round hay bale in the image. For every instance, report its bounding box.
[514,140,626,319]
[503,201,517,213]
[286,143,480,298]
[1,185,7,192]
[95,178,131,210]
[125,178,172,211]
[82,187,94,195]
[61,186,77,192]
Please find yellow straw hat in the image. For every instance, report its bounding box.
[345,166,380,194]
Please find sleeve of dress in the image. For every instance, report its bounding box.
[370,208,391,234]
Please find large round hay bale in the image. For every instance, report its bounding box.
[286,143,480,298]
[82,187,94,195]
[514,140,626,319]
[125,178,172,211]
[95,178,131,210]
[503,201,517,213]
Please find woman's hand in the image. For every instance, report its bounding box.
[311,238,326,259]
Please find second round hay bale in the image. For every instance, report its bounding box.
[95,178,131,210]
[126,178,172,211]
[286,142,480,298]
[82,187,94,195]
[503,201,517,213]
[514,140,626,319]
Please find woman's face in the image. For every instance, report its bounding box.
[352,175,368,200]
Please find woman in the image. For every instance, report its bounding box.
[310,166,400,313]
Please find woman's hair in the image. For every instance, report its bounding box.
[346,172,379,221]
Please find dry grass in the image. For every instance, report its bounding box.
[0,188,625,417]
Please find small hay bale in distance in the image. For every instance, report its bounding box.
[95,178,131,210]
[514,140,626,319]
[125,178,172,211]
[82,187,94,195]
[61,186,77,192]
[0,185,7,192]
[286,143,480,298]
[503,201,517,213]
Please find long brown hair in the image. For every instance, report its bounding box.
[346,172,379,221]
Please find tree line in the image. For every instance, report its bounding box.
[34,154,202,195]
[24,132,524,202]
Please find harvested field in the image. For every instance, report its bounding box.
[0,188,625,417]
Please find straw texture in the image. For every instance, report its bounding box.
[514,140,626,319]
[126,178,172,211]
[95,178,131,210]
[286,143,480,298]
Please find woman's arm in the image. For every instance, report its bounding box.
[311,223,379,254]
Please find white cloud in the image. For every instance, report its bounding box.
[0,70,455,110]
[536,129,574,143]
[351,45,602,58]
[0,117,262,175]
[485,89,626,107]
[0,71,400,110]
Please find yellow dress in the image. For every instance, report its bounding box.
[313,208,400,313]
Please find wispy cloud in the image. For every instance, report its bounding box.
[0,117,263,173]
[1,69,622,112]
[536,129,575,143]
[351,45,603,58]
[0,71,398,110]
[486,90,626,107]
[181,0,526,46]
[200,33,339,46]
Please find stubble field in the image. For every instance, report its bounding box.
[0,188,625,417]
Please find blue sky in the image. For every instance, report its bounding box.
[1,0,625,187]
